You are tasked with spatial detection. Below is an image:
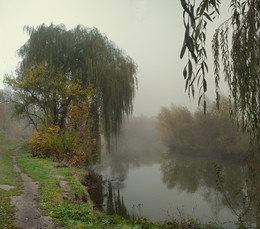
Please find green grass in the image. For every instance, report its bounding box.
[0,138,23,228]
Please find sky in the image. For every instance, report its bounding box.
[0,0,230,117]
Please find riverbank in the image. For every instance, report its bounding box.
[0,139,225,228]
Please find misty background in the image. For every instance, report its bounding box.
[0,0,231,117]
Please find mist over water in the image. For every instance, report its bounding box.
[90,115,254,227]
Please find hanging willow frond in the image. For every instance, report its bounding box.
[180,0,221,113]
[181,0,260,136]
[212,0,260,133]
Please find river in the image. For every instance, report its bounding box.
[90,151,251,227]
[88,116,257,227]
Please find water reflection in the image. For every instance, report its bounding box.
[89,117,258,226]
[90,178,131,219]
[107,182,130,218]
[160,154,252,218]
[91,149,257,225]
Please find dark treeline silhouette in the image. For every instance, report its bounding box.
[158,97,249,161]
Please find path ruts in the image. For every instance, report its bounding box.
[11,150,55,229]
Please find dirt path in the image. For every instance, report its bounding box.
[11,150,56,229]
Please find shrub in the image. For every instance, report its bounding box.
[30,126,92,167]
[29,101,100,167]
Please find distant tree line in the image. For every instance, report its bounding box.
[158,97,249,160]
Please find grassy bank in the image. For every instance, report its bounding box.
[0,137,23,228]
[0,138,223,228]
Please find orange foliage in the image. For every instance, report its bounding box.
[30,101,98,167]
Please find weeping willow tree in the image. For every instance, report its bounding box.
[9,24,137,145]
[180,1,260,227]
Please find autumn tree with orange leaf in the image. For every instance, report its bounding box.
[5,64,93,131]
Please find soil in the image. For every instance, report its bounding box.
[10,150,56,229]
[0,184,15,191]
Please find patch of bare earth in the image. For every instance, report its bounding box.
[55,175,75,201]
[11,150,56,229]
[0,184,15,191]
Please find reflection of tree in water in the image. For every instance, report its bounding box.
[160,158,202,192]
[106,182,129,218]
[92,116,165,220]
[90,179,130,219]
[160,154,257,222]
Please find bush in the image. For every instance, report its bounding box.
[30,126,92,167]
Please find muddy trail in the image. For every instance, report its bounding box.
[10,150,56,229]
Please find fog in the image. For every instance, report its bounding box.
[96,102,247,187]
[92,113,253,224]
[100,116,165,182]
[0,0,231,117]
[102,99,248,172]
[0,90,33,140]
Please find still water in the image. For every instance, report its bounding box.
[91,151,248,226]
